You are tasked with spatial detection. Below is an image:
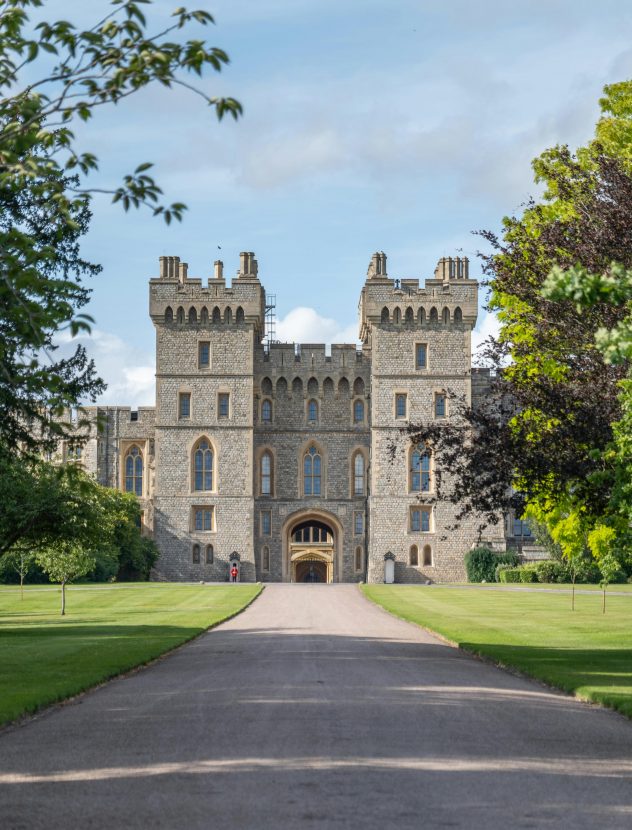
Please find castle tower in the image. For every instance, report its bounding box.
[148,253,265,581]
[360,253,489,582]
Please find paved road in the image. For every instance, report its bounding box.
[2,585,631,829]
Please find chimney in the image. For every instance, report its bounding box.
[178,261,188,283]
[214,260,224,280]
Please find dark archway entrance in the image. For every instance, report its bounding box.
[295,560,328,583]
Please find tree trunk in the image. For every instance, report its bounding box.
[602,585,606,615]
[571,575,575,611]
[20,572,24,601]
[61,581,66,616]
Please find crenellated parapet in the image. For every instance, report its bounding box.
[149,251,266,337]
[255,342,366,371]
[359,253,478,342]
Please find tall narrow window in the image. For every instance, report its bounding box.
[303,446,322,496]
[192,544,201,564]
[262,546,270,572]
[353,400,364,423]
[354,511,364,536]
[410,447,431,492]
[198,341,210,369]
[415,343,427,369]
[353,452,365,496]
[218,393,230,419]
[124,445,143,496]
[193,439,214,491]
[435,392,446,418]
[261,452,272,496]
[206,544,214,564]
[308,399,318,422]
[395,394,407,419]
[409,545,419,566]
[261,399,272,423]
[261,510,272,536]
[179,392,191,419]
[355,546,363,572]
[422,545,433,566]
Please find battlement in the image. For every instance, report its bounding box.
[149,251,266,335]
[359,253,479,342]
[256,342,366,371]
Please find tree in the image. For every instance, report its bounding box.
[0,1,242,453]
[4,547,35,598]
[405,82,632,553]
[36,541,94,614]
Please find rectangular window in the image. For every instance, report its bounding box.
[435,393,446,418]
[179,392,191,419]
[218,393,230,419]
[193,507,214,532]
[415,343,427,369]
[354,511,364,536]
[261,510,272,536]
[395,393,407,419]
[198,341,210,369]
[410,507,431,533]
[513,518,532,538]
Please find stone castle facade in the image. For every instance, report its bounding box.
[70,250,508,583]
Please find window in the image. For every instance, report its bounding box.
[179,392,191,419]
[415,343,427,369]
[354,511,364,535]
[410,507,432,533]
[261,510,272,536]
[261,399,272,423]
[303,446,322,496]
[435,393,446,418]
[291,521,333,544]
[262,546,270,572]
[410,447,431,492]
[409,545,419,566]
[193,507,214,532]
[198,341,210,369]
[395,393,407,419]
[355,546,363,572]
[193,439,214,491]
[353,400,364,423]
[513,518,532,538]
[261,451,273,496]
[124,445,143,496]
[192,544,201,564]
[353,452,365,496]
[206,544,214,564]
[308,399,318,422]
[423,545,433,566]
[218,393,230,419]
[66,443,82,461]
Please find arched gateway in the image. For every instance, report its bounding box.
[282,511,342,583]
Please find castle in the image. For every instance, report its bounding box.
[70,250,510,583]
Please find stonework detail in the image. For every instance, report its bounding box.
[72,251,506,583]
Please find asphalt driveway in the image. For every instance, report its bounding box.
[1,584,631,829]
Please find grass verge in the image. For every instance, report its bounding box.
[362,584,632,718]
[0,582,261,726]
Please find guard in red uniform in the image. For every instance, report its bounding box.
[230,565,238,583]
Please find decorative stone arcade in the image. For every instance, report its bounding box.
[288,519,335,583]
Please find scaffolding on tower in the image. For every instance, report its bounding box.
[264,293,277,354]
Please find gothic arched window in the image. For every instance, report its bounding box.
[303,446,322,496]
[124,445,143,497]
[353,452,365,496]
[193,438,214,491]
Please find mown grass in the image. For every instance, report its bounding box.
[362,584,632,718]
[0,582,261,726]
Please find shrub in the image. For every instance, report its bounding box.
[495,563,514,582]
[519,566,537,583]
[465,548,519,583]
[535,560,565,583]
[499,568,522,583]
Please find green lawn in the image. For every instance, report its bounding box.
[362,584,632,718]
[0,582,261,726]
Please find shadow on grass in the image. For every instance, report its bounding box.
[460,642,632,717]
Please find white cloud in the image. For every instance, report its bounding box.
[276,307,359,345]
[471,310,501,367]
[54,329,156,408]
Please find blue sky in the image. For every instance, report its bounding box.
[50,0,632,405]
